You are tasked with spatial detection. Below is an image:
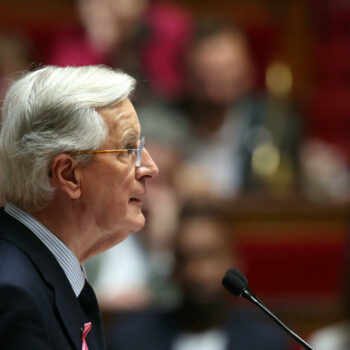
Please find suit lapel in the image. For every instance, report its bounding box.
[0,209,89,350]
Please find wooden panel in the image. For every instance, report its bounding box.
[228,194,350,335]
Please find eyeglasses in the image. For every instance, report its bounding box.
[71,136,145,167]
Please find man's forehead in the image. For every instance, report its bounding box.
[99,99,133,121]
[99,99,140,137]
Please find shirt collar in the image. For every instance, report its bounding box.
[5,203,86,297]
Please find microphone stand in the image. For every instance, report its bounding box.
[242,288,314,350]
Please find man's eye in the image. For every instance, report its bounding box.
[125,144,137,153]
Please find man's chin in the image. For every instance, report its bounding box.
[129,212,146,233]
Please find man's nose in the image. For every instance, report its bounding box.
[136,148,159,180]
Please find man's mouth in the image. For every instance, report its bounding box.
[129,197,142,204]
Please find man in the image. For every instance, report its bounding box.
[108,203,289,349]
[0,65,158,349]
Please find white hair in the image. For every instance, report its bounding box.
[0,65,136,211]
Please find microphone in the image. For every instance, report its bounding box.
[222,268,314,350]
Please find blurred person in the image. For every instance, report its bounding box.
[0,33,34,101]
[138,18,302,200]
[48,0,192,100]
[49,0,147,66]
[85,233,153,311]
[309,323,350,350]
[300,138,350,202]
[0,33,35,207]
[0,65,158,349]
[138,19,300,198]
[308,229,350,349]
[107,202,290,350]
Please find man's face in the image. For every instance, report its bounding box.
[79,98,158,247]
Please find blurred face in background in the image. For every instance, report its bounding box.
[109,0,148,32]
[77,0,148,51]
[174,216,233,305]
[187,32,254,106]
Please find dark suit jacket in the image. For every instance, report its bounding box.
[108,308,290,350]
[0,208,105,350]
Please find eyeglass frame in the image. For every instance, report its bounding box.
[70,136,145,167]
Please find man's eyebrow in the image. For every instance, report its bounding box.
[121,132,139,148]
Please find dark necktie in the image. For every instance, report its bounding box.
[78,281,106,350]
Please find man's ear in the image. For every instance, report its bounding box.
[50,154,82,199]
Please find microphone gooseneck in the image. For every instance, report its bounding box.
[222,268,315,350]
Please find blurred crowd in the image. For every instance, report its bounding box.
[1,0,350,349]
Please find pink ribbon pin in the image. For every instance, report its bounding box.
[82,322,92,350]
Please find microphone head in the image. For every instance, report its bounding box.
[222,268,249,297]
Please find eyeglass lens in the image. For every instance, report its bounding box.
[136,137,145,167]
